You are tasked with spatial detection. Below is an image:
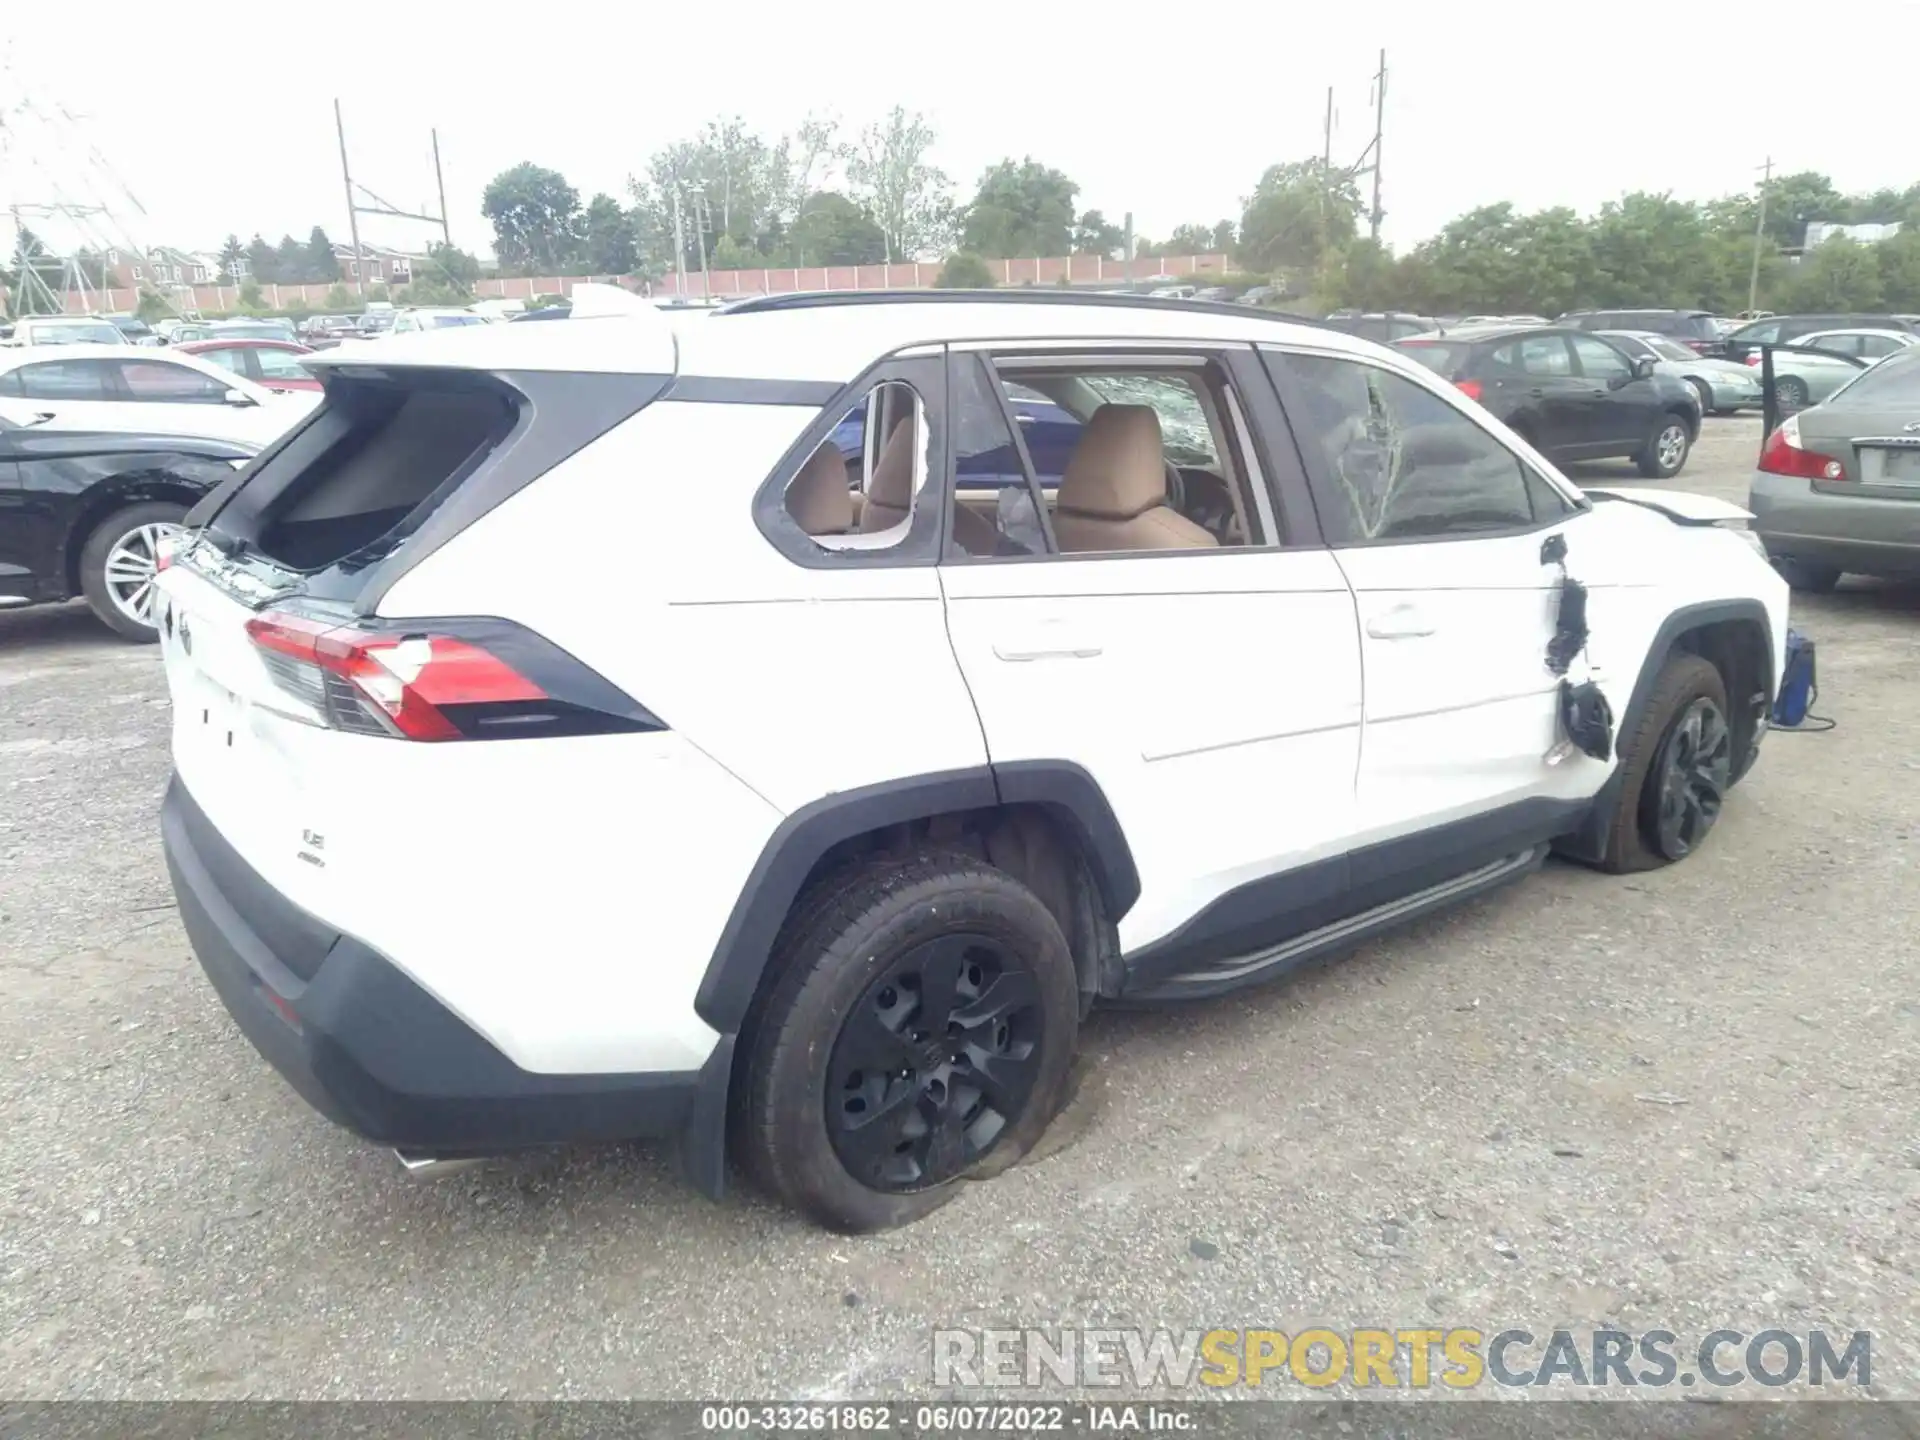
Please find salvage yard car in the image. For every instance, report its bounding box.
[153,290,1788,1232]
[0,412,252,638]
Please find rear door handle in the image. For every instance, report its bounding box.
[994,641,1102,662]
[1365,604,1436,640]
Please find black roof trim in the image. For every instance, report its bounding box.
[714,288,1332,329]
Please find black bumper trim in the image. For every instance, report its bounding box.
[163,775,728,1184]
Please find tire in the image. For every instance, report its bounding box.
[1773,375,1809,411]
[1686,378,1714,418]
[78,501,188,642]
[734,849,1080,1232]
[1635,413,1692,478]
[1599,653,1733,873]
[1771,556,1842,593]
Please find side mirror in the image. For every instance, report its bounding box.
[1631,355,1658,380]
[223,388,258,407]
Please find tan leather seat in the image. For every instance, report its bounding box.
[1052,405,1218,553]
[786,443,854,535]
[858,413,1000,554]
[858,418,918,533]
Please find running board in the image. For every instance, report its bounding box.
[1124,846,1548,1002]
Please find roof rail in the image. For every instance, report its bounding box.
[713,288,1329,328]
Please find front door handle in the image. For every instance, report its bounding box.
[1365,605,1436,640]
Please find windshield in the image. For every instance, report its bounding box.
[28,322,123,345]
[1393,340,1470,379]
[1644,336,1695,361]
[1079,374,1216,466]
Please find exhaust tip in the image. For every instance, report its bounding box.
[394,1150,493,1180]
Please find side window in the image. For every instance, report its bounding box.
[1268,351,1542,543]
[1859,335,1901,358]
[198,348,248,375]
[1569,335,1632,380]
[13,361,113,400]
[1516,335,1574,377]
[115,361,232,403]
[780,379,926,550]
[255,348,315,380]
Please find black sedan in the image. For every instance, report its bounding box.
[1394,325,1702,479]
[0,417,254,640]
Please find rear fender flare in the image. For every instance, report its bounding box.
[693,761,1138,1036]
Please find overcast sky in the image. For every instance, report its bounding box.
[4,1,1916,263]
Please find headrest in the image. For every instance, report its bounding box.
[787,443,853,535]
[1057,405,1168,519]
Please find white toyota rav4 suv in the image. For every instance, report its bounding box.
[154,291,1789,1232]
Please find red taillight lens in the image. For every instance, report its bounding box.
[1745,353,1763,367]
[1454,378,1484,402]
[244,612,649,741]
[1757,418,1845,481]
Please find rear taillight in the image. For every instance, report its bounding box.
[1454,378,1484,402]
[1745,353,1763,367]
[1757,416,1845,481]
[244,611,662,741]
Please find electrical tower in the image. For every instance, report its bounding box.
[333,99,453,296]
[1320,49,1389,244]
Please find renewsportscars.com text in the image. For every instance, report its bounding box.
[931,1327,1872,1390]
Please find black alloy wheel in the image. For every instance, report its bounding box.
[1647,696,1732,860]
[827,932,1044,1191]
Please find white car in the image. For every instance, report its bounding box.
[5,315,128,347]
[387,306,492,335]
[153,292,1790,1232]
[0,344,317,447]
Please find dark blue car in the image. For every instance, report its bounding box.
[833,386,1083,488]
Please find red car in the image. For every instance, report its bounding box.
[174,338,322,394]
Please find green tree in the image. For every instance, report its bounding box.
[1759,171,1845,248]
[303,227,340,282]
[790,191,888,266]
[237,279,265,311]
[423,242,480,292]
[1875,228,1920,312]
[216,235,245,285]
[273,234,306,283]
[935,252,995,288]
[962,158,1078,259]
[1070,209,1124,259]
[847,107,954,261]
[134,288,170,322]
[1782,235,1884,310]
[323,282,353,310]
[482,162,584,274]
[1236,160,1361,273]
[582,193,637,274]
[244,234,277,284]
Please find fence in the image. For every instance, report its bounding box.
[14,255,1233,315]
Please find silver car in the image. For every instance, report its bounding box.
[1598,330,1762,415]
[1748,345,1920,590]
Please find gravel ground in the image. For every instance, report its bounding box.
[1,417,1916,1401]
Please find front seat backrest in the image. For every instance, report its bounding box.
[786,442,853,535]
[858,416,918,533]
[1053,404,1218,552]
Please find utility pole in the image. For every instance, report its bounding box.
[694,193,711,298]
[1123,211,1134,286]
[1320,86,1335,225]
[1747,155,1773,314]
[431,129,451,248]
[671,187,686,298]
[1368,49,1387,243]
[335,98,365,297]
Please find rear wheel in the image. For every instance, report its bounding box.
[1600,653,1732,873]
[734,850,1080,1232]
[1636,414,1692,478]
[1773,375,1809,411]
[78,501,187,642]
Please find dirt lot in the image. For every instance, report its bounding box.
[2,417,1916,1400]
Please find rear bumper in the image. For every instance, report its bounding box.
[161,775,731,1187]
[1748,472,1920,577]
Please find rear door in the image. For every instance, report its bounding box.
[1487,333,1592,454]
[0,358,128,433]
[937,342,1364,961]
